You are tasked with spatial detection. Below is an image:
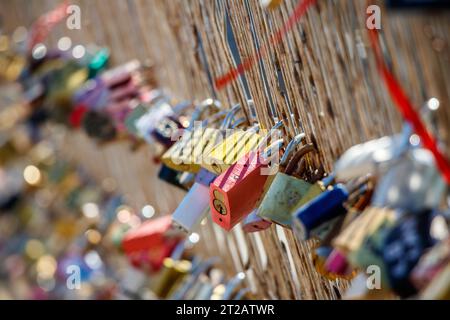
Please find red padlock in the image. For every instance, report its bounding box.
[210,149,277,231]
[122,215,182,271]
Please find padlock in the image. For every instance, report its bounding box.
[152,258,192,299]
[346,216,396,289]
[334,123,414,181]
[151,115,185,148]
[333,206,397,254]
[72,78,108,112]
[311,212,359,280]
[242,209,272,233]
[149,101,193,148]
[86,47,110,78]
[158,165,190,191]
[381,210,436,298]
[210,125,284,231]
[171,168,217,234]
[162,102,237,173]
[82,110,117,142]
[172,182,211,233]
[324,249,356,279]
[122,215,181,259]
[411,237,450,291]
[123,103,149,138]
[258,138,327,228]
[292,183,352,241]
[371,147,446,213]
[136,99,175,145]
[170,257,220,300]
[203,127,262,175]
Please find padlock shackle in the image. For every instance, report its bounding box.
[255,119,284,153]
[220,103,242,130]
[280,133,306,167]
[230,117,248,129]
[261,138,285,161]
[172,100,194,116]
[188,98,222,129]
[285,143,316,175]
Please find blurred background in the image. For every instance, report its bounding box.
[0,0,449,300]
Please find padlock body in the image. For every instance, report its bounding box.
[195,169,217,187]
[124,104,147,137]
[258,172,312,228]
[122,215,174,254]
[210,152,270,231]
[172,183,210,233]
[242,209,272,233]
[293,184,348,240]
[151,116,183,148]
[203,130,261,175]
[162,128,220,173]
[158,165,189,191]
[333,206,396,253]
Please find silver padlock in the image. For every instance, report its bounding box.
[172,182,211,233]
[335,124,413,181]
[372,147,446,212]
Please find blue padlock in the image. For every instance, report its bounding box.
[195,169,217,187]
[293,184,349,241]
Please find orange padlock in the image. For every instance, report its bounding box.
[210,122,284,231]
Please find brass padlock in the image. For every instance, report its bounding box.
[333,206,397,254]
[161,100,231,173]
[202,124,263,175]
[258,136,327,228]
[152,258,192,299]
[161,105,233,173]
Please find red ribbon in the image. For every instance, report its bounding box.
[28,0,71,52]
[368,29,450,184]
[214,0,317,90]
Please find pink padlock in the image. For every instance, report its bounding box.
[242,209,272,233]
[325,249,354,278]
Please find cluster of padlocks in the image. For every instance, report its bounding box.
[1,15,449,300]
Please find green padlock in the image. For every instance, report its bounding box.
[257,138,325,228]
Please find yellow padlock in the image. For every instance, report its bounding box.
[332,206,397,254]
[161,102,240,173]
[152,258,192,299]
[202,125,264,175]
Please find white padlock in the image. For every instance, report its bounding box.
[172,183,210,233]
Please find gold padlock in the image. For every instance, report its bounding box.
[161,101,237,173]
[152,258,192,299]
[333,206,397,254]
[203,124,263,175]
